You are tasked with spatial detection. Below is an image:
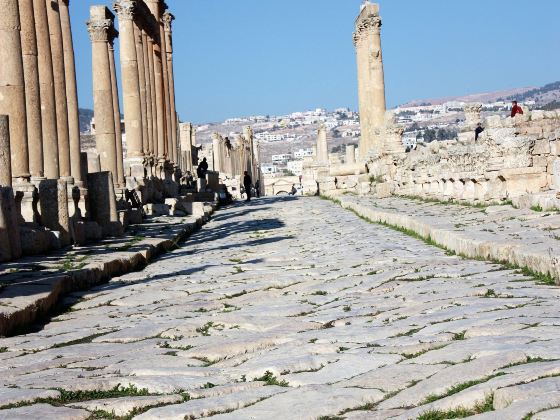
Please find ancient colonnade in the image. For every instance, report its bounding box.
[0,0,205,262]
[210,128,262,195]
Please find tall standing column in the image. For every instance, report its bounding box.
[147,37,159,162]
[353,2,386,159]
[142,30,154,159]
[145,0,165,172]
[114,0,145,183]
[108,38,125,188]
[33,0,59,179]
[47,0,72,182]
[88,6,118,184]
[134,25,149,158]
[0,0,29,186]
[163,11,177,165]
[153,39,165,167]
[179,122,193,173]
[316,124,329,165]
[59,0,83,186]
[159,15,172,162]
[19,0,44,181]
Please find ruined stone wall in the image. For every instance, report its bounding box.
[370,111,560,210]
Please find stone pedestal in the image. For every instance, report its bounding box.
[0,187,22,261]
[87,171,122,237]
[38,179,71,248]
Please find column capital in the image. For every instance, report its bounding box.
[162,10,175,32]
[353,6,382,46]
[113,0,137,21]
[87,18,117,43]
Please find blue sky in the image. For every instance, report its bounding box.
[71,0,560,124]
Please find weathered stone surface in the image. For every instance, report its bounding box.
[1,197,559,419]
[69,395,182,416]
[0,387,60,407]
[0,404,89,420]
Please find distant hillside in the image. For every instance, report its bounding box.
[402,81,560,108]
[79,108,94,133]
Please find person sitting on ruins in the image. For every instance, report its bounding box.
[243,171,253,202]
[197,157,209,179]
[290,184,298,196]
[511,101,524,118]
[475,123,484,141]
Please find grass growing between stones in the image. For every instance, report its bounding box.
[254,371,290,387]
[422,373,506,404]
[416,394,494,419]
[0,385,154,411]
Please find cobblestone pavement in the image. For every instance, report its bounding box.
[1,197,560,419]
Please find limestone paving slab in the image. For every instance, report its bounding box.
[0,197,559,418]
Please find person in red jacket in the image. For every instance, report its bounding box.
[511,101,524,118]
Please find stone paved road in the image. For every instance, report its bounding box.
[1,197,560,419]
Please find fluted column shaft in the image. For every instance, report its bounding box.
[0,0,29,185]
[159,21,172,161]
[147,39,159,160]
[59,0,82,185]
[108,42,125,187]
[163,11,177,165]
[33,0,59,179]
[47,0,72,181]
[142,31,154,157]
[134,25,149,157]
[113,0,144,160]
[19,0,44,180]
[88,6,118,183]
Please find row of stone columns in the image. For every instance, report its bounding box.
[211,129,260,182]
[0,0,86,259]
[8,0,83,191]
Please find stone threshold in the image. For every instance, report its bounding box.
[0,203,216,337]
[324,193,560,285]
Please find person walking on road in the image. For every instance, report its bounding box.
[243,171,252,202]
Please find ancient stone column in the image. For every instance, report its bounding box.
[59,0,83,185]
[33,0,59,179]
[0,116,12,187]
[134,25,149,157]
[147,38,160,162]
[145,1,165,170]
[346,144,356,164]
[113,0,145,182]
[212,133,222,173]
[179,122,193,173]
[19,0,44,181]
[464,103,483,127]
[159,16,172,162]
[0,0,30,185]
[142,30,154,158]
[353,2,386,159]
[163,11,178,165]
[108,37,125,187]
[47,0,72,182]
[316,124,329,165]
[88,6,118,185]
